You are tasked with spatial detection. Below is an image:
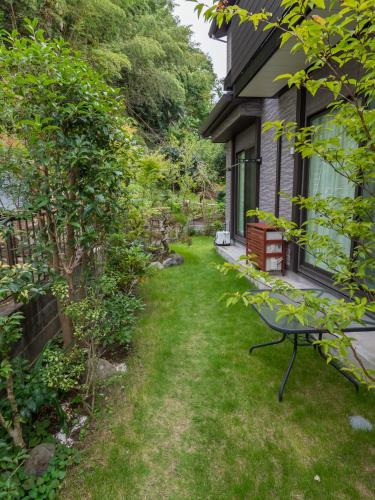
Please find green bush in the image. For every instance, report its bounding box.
[38,341,86,394]
[66,273,144,354]
[0,441,79,499]
[105,235,150,293]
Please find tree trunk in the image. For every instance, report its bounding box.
[58,301,74,348]
[6,372,26,449]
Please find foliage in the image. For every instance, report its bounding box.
[66,273,143,354]
[64,272,143,408]
[0,442,79,499]
[166,126,226,183]
[105,235,150,293]
[196,0,375,387]
[0,21,137,345]
[0,0,218,140]
[38,340,86,394]
[0,262,46,448]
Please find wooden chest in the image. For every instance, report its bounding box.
[246,223,285,274]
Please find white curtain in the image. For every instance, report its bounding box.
[305,113,356,271]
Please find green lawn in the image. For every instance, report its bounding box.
[63,237,374,499]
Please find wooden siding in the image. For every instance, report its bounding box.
[230,0,283,84]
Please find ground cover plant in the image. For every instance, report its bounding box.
[195,0,375,387]
[62,238,374,499]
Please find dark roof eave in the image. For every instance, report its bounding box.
[208,0,237,39]
[199,93,234,138]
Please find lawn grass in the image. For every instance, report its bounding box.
[63,237,374,499]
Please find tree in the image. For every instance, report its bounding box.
[0,0,218,140]
[195,0,375,387]
[0,21,134,346]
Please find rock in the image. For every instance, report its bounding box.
[149,261,164,270]
[349,415,373,431]
[162,253,184,268]
[114,362,127,374]
[89,358,127,381]
[91,358,118,380]
[162,257,175,268]
[24,443,55,476]
[170,253,184,265]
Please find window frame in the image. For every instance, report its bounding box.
[297,108,359,286]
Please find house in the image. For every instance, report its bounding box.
[200,0,355,288]
[200,0,375,368]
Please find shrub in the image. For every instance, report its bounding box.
[105,235,150,293]
[38,341,86,394]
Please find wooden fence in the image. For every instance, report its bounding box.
[0,215,48,304]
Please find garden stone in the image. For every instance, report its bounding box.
[24,443,55,476]
[162,257,175,268]
[90,358,128,380]
[92,358,118,380]
[349,415,373,431]
[170,253,184,265]
[150,261,164,270]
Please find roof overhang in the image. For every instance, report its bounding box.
[208,0,237,39]
[232,7,331,97]
[237,36,306,97]
[200,94,261,143]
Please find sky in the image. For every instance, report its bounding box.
[173,1,227,80]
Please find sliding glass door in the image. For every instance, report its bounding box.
[233,148,257,239]
[303,112,356,273]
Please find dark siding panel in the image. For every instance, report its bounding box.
[230,0,284,83]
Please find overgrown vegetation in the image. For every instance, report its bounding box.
[197,0,375,387]
[0,0,218,141]
[0,5,222,494]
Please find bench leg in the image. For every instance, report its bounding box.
[317,339,359,392]
[278,335,298,402]
[249,332,287,354]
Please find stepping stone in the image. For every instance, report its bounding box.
[349,415,373,431]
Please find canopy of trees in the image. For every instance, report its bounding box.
[0,0,217,140]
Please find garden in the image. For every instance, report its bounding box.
[0,0,374,498]
[0,4,224,496]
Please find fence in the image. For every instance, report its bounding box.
[0,215,48,305]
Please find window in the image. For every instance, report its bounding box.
[233,148,258,239]
[303,112,356,273]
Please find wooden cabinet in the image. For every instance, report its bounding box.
[246,223,285,274]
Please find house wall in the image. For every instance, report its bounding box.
[234,124,257,153]
[259,98,279,214]
[278,87,297,220]
[258,87,297,221]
